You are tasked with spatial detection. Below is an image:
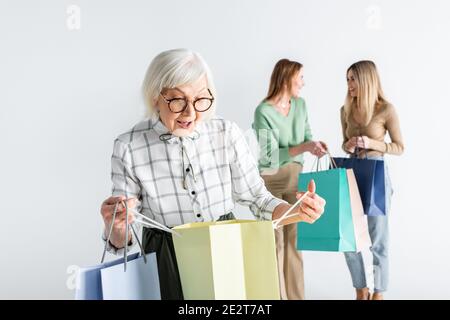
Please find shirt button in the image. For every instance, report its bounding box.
[196,213,202,218]
[191,191,196,195]
[186,167,190,172]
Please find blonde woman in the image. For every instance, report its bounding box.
[99,49,326,300]
[341,60,404,300]
[253,59,327,300]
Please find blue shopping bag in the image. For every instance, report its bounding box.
[333,156,386,216]
[75,200,161,300]
[297,167,356,252]
[75,252,160,300]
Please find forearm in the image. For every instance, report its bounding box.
[385,141,404,155]
[383,105,404,155]
[288,143,308,157]
[272,203,301,226]
[369,139,404,155]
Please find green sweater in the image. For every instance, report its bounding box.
[253,97,313,170]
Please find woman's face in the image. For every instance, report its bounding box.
[289,68,304,98]
[347,69,358,97]
[156,76,212,137]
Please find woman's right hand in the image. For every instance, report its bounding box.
[100,196,137,249]
[344,137,357,153]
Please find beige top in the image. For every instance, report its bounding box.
[340,103,404,158]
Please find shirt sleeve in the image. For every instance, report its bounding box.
[228,122,287,220]
[101,138,142,255]
[111,138,142,198]
[303,100,313,142]
[340,107,351,154]
[369,104,405,155]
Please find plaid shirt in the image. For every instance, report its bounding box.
[104,115,286,254]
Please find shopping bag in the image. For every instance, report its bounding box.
[75,252,137,300]
[333,156,386,216]
[75,200,168,300]
[346,169,371,251]
[172,220,280,300]
[297,167,356,252]
[75,252,160,300]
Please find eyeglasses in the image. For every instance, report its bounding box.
[159,89,214,113]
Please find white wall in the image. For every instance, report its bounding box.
[1,0,449,299]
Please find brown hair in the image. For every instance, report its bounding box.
[265,59,303,101]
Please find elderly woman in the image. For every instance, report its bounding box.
[99,49,325,300]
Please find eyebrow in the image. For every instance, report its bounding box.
[167,87,208,97]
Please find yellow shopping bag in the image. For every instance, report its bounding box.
[172,220,280,300]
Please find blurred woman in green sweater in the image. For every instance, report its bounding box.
[253,59,327,300]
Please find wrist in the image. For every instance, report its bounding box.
[295,142,310,155]
[107,227,132,249]
[288,145,301,157]
[272,203,291,221]
[110,235,133,250]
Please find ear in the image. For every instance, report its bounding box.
[152,98,160,111]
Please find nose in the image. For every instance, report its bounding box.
[182,101,196,117]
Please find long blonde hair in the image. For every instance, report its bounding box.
[344,60,388,126]
[265,59,302,101]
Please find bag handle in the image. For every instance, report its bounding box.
[101,199,182,271]
[354,135,369,159]
[310,152,337,172]
[310,155,322,172]
[272,191,310,229]
[101,200,147,271]
[327,152,338,169]
[128,207,181,237]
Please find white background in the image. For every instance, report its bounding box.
[1,0,449,299]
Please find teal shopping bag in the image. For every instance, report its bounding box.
[297,168,356,252]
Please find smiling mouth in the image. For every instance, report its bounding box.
[177,120,193,129]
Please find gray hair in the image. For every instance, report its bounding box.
[142,48,217,119]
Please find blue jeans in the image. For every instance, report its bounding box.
[344,156,393,293]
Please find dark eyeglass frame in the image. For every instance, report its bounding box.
[159,89,215,113]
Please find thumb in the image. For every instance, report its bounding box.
[307,179,316,193]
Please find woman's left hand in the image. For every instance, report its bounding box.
[355,136,371,149]
[273,180,326,226]
[295,179,326,224]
